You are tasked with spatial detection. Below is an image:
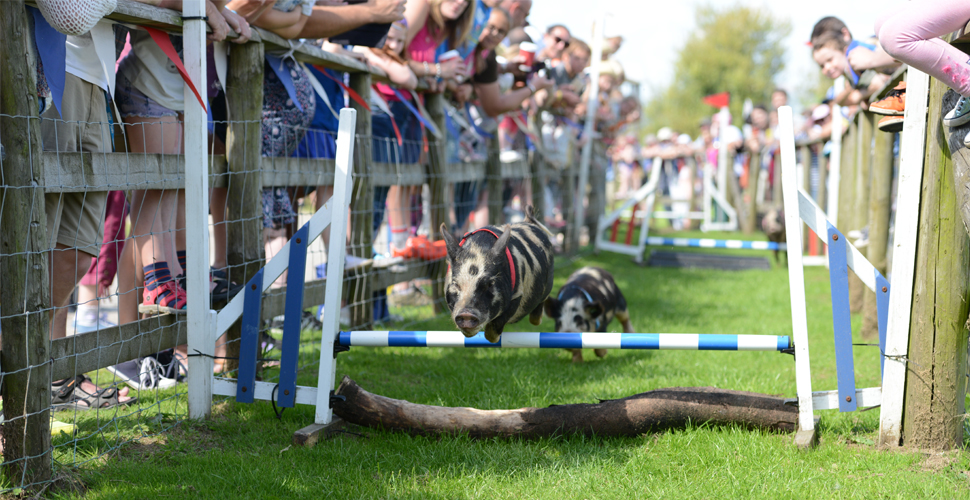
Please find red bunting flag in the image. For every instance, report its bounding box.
[702,92,730,109]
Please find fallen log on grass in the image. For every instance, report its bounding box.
[331,376,798,438]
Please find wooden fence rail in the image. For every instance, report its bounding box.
[1,0,605,488]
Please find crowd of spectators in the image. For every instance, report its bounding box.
[3,0,641,407]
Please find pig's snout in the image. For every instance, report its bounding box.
[454,311,482,336]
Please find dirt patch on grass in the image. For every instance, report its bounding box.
[916,450,962,473]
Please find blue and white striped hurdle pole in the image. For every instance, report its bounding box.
[338,331,791,351]
[645,237,786,251]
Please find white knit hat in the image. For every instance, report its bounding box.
[37,0,117,36]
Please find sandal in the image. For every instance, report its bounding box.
[52,375,137,411]
[210,268,244,304]
[138,280,187,316]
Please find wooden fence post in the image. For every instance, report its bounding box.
[902,83,970,449]
[0,2,52,487]
[850,113,874,313]
[348,72,373,327]
[487,136,502,226]
[529,148,546,228]
[862,128,894,339]
[562,149,578,255]
[224,41,265,372]
[424,93,449,314]
[741,149,761,234]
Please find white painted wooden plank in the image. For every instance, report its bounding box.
[779,107,816,433]
[596,241,643,256]
[812,386,881,410]
[183,3,212,420]
[797,189,878,292]
[879,69,928,447]
[215,203,333,335]
[213,378,319,406]
[314,109,357,425]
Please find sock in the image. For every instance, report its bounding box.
[144,263,173,292]
[391,226,409,249]
[176,250,187,272]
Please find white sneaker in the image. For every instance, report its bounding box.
[107,357,178,391]
[943,95,970,128]
[964,129,970,148]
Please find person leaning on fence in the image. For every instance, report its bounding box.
[810,16,899,113]
[875,0,970,147]
[452,7,553,230]
[21,0,141,409]
[404,0,475,92]
[535,23,570,66]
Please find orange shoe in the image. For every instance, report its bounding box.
[390,243,414,259]
[870,82,906,116]
[407,235,448,260]
[877,115,904,133]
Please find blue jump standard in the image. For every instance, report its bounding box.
[338,331,791,351]
[645,237,786,251]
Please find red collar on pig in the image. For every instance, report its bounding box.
[458,228,516,291]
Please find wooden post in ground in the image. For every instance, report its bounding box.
[850,113,874,314]
[817,144,828,220]
[424,93,449,314]
[741,149,761,234]
[348,72,373,327]
[486,136,502,226]
[0,2,52,487]
[223,40,265,373]
[862,129,894,339]
[837,115,863,312]
[530,149,547,229]
[562,149,578,255]
[902,83,970,450]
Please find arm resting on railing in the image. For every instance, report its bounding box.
[299,0,406,39]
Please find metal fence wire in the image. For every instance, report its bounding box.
[0,2,625,492]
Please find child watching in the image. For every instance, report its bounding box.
[810,16,899,117]
[876,1,970,145]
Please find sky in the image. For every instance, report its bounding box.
[527,0,910,110]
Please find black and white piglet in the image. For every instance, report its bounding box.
[544,266,634,363]
[441,206,555,343]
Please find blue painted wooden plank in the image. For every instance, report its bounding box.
[827,222,858,412]
[235,269,264,404]
[875,270,891,381]
[277,224,310,408]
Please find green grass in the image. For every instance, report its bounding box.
[28,237,970,498]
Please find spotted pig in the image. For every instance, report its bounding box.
[543,266,634,363]
[441,206,555,343]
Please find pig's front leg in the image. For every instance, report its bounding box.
[484,323,505,343]
[616,309,634,333]
[528,303,544,326]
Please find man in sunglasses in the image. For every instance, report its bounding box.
[537,24,571,65]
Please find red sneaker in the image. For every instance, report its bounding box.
[138,280,188,316]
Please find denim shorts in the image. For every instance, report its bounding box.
[115,72,178,118]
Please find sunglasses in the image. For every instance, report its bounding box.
[552,35,570,48]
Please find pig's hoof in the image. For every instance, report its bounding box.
[485,332,501,343]
[570,349,584,363]
[594,349,608,358]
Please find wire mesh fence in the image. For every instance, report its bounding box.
[0,4,617,491]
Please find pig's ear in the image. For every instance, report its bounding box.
[440,223,459,258]
[490,225,512,258]
[544,296,560,318]
[585,301,604,318]
[525,205,537,222]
